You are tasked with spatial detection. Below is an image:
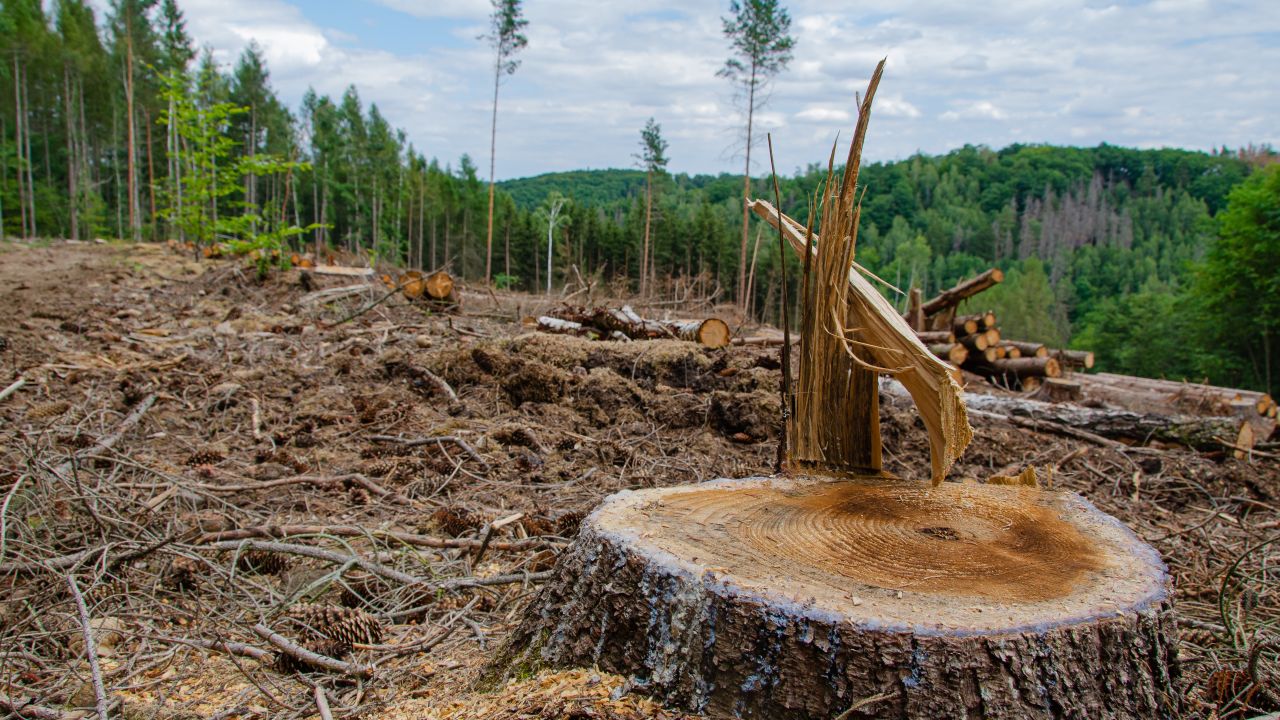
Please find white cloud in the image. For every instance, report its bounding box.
[941,101,1007,121]
[91,0,1280,178]
[795,107,851,123]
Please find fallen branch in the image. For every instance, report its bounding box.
[67,575,111,720]
[0,693,71,719]
[369,434,489,471]
[195,524,547,552]
[0,378,25,403]
[252,623,373,678]
[53,394,156,478]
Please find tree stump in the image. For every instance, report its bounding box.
[489,476,1179,719]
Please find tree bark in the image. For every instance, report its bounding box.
[488,476,1179,720]
[921,268,1004,316]
[486,52,500,284]
[956,386,1248,450]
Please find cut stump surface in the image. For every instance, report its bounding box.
[490,476,1179,719]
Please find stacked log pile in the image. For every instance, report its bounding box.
[905,269,1084,391]
[533,305,731,348]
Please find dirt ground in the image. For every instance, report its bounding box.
[0,240,1275,719]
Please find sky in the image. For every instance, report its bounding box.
[97,0,1280,180]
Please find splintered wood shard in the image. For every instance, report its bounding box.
[750,199,972,484]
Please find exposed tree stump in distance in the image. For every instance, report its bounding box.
[488,476,1179,719]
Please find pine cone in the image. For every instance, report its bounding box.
[432,508,481,536]
[184,448,225,467]
[285,603,384,649]
[236,549,289,575]
[166,556,202,591]
[26,400,70,421]
[556,510,585,537]
[519,516,556,537]
[273,637,350,674]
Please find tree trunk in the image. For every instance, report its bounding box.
[641,169,652,297]
[64,67,79,241]
[921,268,1005,316]
[125,38,139,242]
[737,63,757,311]
[488,476,1179,720]
[13,54,27,239]
[486,54,500,284]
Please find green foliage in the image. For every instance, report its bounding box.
[719,0,796,82]
[493,272,520,290]
[485,0,528,75]
[636,118,669,175]
[1192,165,1280,393]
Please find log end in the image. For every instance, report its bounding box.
[698,318,731,348]
[425,270,455,300]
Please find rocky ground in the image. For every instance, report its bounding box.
[0,240,1275,719]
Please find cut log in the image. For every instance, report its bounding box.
[399,270,426,300]
[955,312,995,331]
[956,388,1248,450]
[992,345,1007,360]
[424,270,455,301]
[662,318,731,349]
[953,316,980,336]
[984,356,1060,380]
[999,343,1022,359]
[983,327,1001,348]
[543,305,731,348]
[929,343,968,366]
[1052,348,1094,370]
[312,265,375,277]
[1020,376,1042,393]
[1005,340,1048,358]
[958,332,989,352]
[914,330,954,345]
[920,268,1004,316]
[488,476,1178,719]
[1076,372,1276,440]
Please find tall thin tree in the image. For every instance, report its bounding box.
[482,0,527,285]
[719,0,794,311]
[635,117,668,297]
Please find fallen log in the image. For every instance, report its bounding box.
[424,270,455,301]
[998,343,1022,359]
[920,268,1004,316]
[1053,348,1095,370]
[543,305,730,348]
[1077,372,1276,440]
[953,316,980,336]
[980,356,1061,380]
[958,332,990,352]
[663,318,731,349]
[954,387,1250,451]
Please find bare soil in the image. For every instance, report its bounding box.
[0,240,1275,719]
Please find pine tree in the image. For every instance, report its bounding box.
[482,0,526,284]
[635,117,668,297]
[719,0,794,311]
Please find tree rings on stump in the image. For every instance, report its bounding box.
[489,476,1178,719]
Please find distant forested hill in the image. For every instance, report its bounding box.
[502,144,1275,394]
